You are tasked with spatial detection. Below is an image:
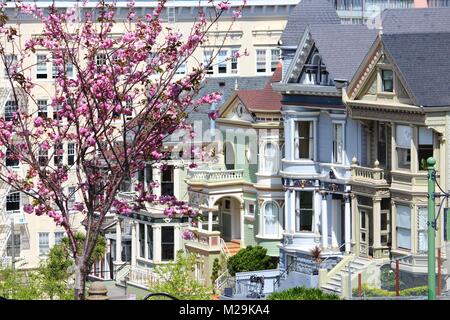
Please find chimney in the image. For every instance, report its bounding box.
[414,0,428,8]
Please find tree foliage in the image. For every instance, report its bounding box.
[267,287,340,300]
[148,251,213,300]
[226,246,277,276]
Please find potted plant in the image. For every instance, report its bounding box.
[310,246,322,275]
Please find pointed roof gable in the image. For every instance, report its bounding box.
[280,0,340,48]
[382,32,450,107]
[307,24,377,82]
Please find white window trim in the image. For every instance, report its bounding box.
[292,118,317,162]
[255,47,280,74]
[202,47,241,76]
[244,201,256,221]
[395,123,412,172]
[260,141,279,175]
[331,120,345,165]
[258,200,282,239]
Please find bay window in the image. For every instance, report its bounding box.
[295,121,314,160]
[295,191,313,232]
[395,124,411,169]
[418,127,433,170]
[263,201,280,237]
[396,204,411,250]
[161,226,174,261]
[332,123,343,164]
[263,142,278,174]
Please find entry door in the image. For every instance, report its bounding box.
[221,213,232,242]
[359,209,370,257]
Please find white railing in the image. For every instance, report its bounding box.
[187,169,244,183]
[351,159,387,183]
[215,269,234,291]
[128,266,160,288]
[220,238,231,259]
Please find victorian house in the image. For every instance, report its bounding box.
[343,7,450,286]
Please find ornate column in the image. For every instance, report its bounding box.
[284,189,290,233]
[331,198,340,249]
[313,188,321,234]
[115,217,122,263]
[372,197,382,250]
[321,192,328,249]
[344,195,351,253]
[131,221,137,268]
[290,189,296,233]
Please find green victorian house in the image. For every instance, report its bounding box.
[184,67,284,286]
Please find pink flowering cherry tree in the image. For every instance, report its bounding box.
[0,0,245,299]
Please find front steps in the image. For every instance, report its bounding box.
[226,239,241,256]
[321,256,373,295]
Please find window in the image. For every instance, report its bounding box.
[53,103,63,120]
[417,207,427,253]
[263,142,278,174]
[161,226,174,261]
[54,232,64,245]
[175,62,186,75]
[36,54,48,79]
[263,201,280,237]
[96,53,107,67]
[37,100,48,118]
[396,205,411,250]
[6,191,20,212]
[382,69,393,92]
[6,234,20,257]
[5,149,19,167]
[54,143,63,166]
[124,99,133,121]
[418,127,433,171]
[66,63,74,78]
[378,123,387,167]
[231,50,238,74]
[145,163,153,192]
[256,49,266,73]
[139,223,145,258]
[147,225,153,260]
[295,191,313,232]
[380,211,390,246]
[161,165,174,196]
[203,51,213,74]
[38,147,48,167]
[271,49,280,71]
[218,50,227,74]
[52,61,58,79]
[68,143,75,166]
[68,186,76,210]
[247,203,255,217]
[4,54,17,79]
[4,100,18,121]
[295,121,314,160]
[332,123,343,164]
[39,232,50,254]
[396,125,411,169]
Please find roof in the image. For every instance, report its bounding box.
[236,64,282,111]
[382,32,450,107]
[308,24,377,82]
[382,8,450,34]
[280,0,340,48]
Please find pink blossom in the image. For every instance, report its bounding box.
[23,204,34,214]
[216,1,231,11]
[34,117,44,127]
[232,10,242,19]
[181,229,195,240]
[208,110,220,120]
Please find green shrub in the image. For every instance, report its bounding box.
[226,246,277,276]
[268,287,340,300]
[353,284,428,297]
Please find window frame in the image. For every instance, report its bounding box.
[294,191,314,233]
[39,232,50,255]
[294,120,315,161]
[36,54,48,79]
[332,121,344,164]
[262,201,281,238]
[6,191,20,212]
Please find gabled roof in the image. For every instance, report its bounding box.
[381,8,450,34]
[382,32,450,107]
[280,0,340,48]
[235,64,282,112]
[308,24,377,82]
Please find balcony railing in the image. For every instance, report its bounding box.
[184,227,221,252]
[128,266,160,288]
[350,158,388,185]
[187,169,244,184]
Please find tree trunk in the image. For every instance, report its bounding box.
[74,257,87,300]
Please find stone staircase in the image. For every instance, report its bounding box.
[321,256,373,295]
[226,240,241,256]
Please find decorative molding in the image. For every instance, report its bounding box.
[350,49,381,99]
[348,105,425,124]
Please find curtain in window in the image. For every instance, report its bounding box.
[396,205,411,250]
[264,202,279,237]
[396,125,412,149]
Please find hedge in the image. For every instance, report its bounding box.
[268,287,340,300]
[353,285,428,297]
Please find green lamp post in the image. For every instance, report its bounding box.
[427,157,436,300]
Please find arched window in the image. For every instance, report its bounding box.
[224,141,235,170]
[263,201,280,237]
[263,143,278,174]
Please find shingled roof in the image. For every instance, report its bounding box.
[280,0,340,48]
[381,7,450,34]
[236,64,282,112]
[309,24,377,82]
[382,32,450,107]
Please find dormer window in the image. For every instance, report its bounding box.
[382,69,393,92]
[301,52,330,86]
